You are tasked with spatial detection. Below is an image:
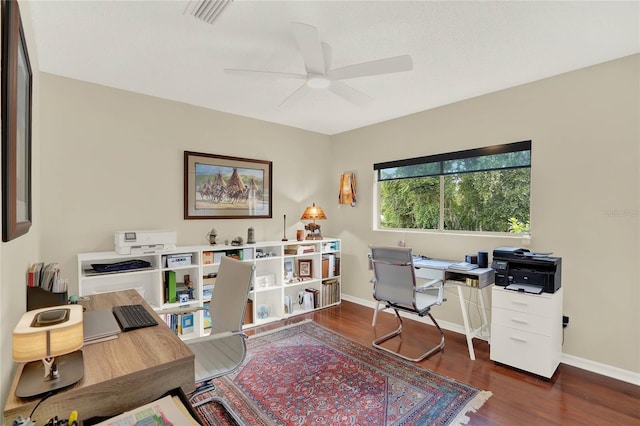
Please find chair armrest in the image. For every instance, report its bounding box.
[187,330,248,345]
[156,306,207,315]
[416,278,442,293]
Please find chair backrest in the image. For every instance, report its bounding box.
[370,245,417,310]
[208,256,255,335]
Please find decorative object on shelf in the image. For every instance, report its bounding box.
[296,229,305,241]
[297,259,313,278]
[206,228,217,245]
[2,0,33,242]
[300,203,327,240]
[282,214,288,241]
[12,305,84,397]
[284,260,294,280]
[231,236,244,246]
[184,151,272,219]
[338,172,357,207]
[257,304,269,320]
[247,227,256,244]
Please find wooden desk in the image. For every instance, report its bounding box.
[3,290,195,424]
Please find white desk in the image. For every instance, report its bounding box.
[373,257,494,360]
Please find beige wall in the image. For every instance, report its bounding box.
[38,73,333,293]
[331,54,639,375]
[0,1,43,411]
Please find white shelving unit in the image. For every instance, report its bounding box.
[78,239,341,340]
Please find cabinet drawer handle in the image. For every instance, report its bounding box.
[509,336,528,343]
[512,301,528,306]
[511,318,528,325]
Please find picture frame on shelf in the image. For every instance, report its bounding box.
[297,259,312,278]
[2,0,32,242]
[284,260,294,279]
[184,151,272,219]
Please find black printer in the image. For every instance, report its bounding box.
[491,247,561,294]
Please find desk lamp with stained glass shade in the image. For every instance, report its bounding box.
[300,203,327,240]
[12,305,84,398]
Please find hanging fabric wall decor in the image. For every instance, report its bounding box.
[339,172,357,207]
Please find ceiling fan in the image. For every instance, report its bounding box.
[224,22,413,107]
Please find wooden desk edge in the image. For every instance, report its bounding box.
[3,290,195,424]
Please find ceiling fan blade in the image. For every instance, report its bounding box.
[328,81,372,107]
[327,55,413,81]
[322,42,332,71]
[224,68,307,79]
[291,22,325,75]
[278,82,312,107]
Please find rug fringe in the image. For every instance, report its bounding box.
[450,390,493,426]
[248,318,312,339]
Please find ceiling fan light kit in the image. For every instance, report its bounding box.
[225,22,413,106]
[307,76,331,89]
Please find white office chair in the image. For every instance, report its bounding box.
[370,245,445,362]
[183,256,255,423]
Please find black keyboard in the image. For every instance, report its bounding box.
[112,304,158,332]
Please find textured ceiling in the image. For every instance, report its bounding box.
[28,0,640,135]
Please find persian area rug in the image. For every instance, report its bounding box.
[191,320,491,426]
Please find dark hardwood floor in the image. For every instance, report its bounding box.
[249,301,640,426]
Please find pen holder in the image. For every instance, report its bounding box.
[27,286,68,311]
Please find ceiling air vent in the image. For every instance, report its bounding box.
[185,0,233,24]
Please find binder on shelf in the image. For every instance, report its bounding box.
[165,270,177,303]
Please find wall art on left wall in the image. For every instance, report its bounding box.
[2,0,33,242]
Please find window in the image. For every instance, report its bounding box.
[374,141,531,233]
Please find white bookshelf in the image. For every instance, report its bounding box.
[78,238,341,339]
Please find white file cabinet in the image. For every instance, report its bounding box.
[490,286,563,379]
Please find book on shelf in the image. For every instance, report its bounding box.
[322,279,340,306]
[203,304,211,329]
[160,312,195,336]
[322,254,337,278]
[297,245,316,254]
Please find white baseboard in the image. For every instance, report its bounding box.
[341,294,640,386]
[560,353,640,386]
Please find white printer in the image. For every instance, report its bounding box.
[114,230,177,255]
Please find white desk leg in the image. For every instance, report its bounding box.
[457,285,476,360]
[478,287,489,340]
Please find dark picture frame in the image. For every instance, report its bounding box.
[184,151,272,219]
[1,0,32,242]
[297,259,313,278]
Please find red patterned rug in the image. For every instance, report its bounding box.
[191,320,490,425]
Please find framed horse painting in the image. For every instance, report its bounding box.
[184,151,272,219]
